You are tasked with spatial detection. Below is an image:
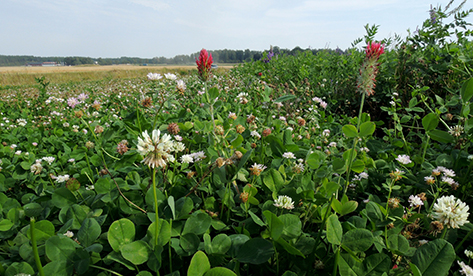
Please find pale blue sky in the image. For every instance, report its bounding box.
[0,0,469,58]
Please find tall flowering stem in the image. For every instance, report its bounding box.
[343,42,384,197]
[196,49,213,82]
[196,48,219,143]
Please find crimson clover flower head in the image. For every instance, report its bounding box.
[196,48,213,81]
[365,41,384,60]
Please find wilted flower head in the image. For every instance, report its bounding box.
[196,48,213,81]
[390,168,405,181]
[116,140,129,155]
[249,163,266,176]
[274,195,295,210]
[432,195,470,229]
[449,125,464,137]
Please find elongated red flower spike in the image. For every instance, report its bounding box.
[365,41,385,60]
[196,49,213,82]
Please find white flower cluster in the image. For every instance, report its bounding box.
[180,151,206,164]
[147,72,162,80]
[396,154,412,165]
[458,261,473,276]
[137,129,186,169]
[408,195,424,208]
[282,152,296,159]
[274,195,295,210]
[432,195,470,229]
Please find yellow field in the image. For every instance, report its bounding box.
[0,64,233,86]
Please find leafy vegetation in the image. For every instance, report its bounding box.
[1,2,473,276]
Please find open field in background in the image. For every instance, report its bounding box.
[0,64,234,87]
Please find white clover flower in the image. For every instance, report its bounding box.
[396,154,412,165]
[56,174,70,183]
[15,150,22,155]
[180,154,193,164]
[458,261,473,276]
[442,168,456,177]
[86,185,95,190]
[441,176,457,186]
[63,231,74,238]
[192,151,206,162]
[320,101,328,109]
[16,118,27,126]
[30,162,43,175]
[390,101,395,106]
[359,172,369,179]
[312,97,322,103]
[322,129,330,137]
[360,147,370,152]
[293,162,305,173]
[432,195,470,228]
[418,240,429,246]
[408,195,424,208]
[282,152,296,159]
[274,195,295,210]
[286,127,293,132]
[137,129,177,169]
[250,130,261,139]
[465,249,473,259]
[42,156,55,165]
[68,158,75,163]
[164,73,177,80]
[173,142,186,152]
[176,79,186,91]
[147,72,162,80]
[328,142,337,148]
[174,135,183,141]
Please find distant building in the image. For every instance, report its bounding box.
[26,62,61,67]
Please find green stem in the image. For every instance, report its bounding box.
[385,180,395,219]
[455,225,473,252]
[440,227,448,240]
[152,169,159,247]
[30,218,45,276]
[342,91,366,197]
[84,153,94,183]
[169,219,173,273]
[89,265,124,276]
[421,136,431,164]
[333,248,340,276]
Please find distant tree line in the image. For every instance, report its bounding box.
[0,46,339,66]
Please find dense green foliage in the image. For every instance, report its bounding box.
[1,2,473,276]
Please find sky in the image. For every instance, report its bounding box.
[0,0,470,58]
